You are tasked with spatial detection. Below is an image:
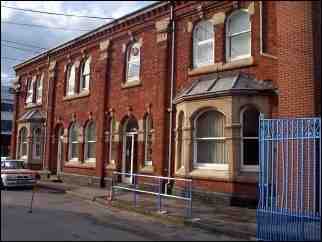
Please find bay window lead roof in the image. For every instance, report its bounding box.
[174,72,276,104]
[18,110,45,123]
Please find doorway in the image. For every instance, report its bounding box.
[122,117,138,184]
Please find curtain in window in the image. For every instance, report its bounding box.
[194,110,225,165]
[69,123,79,160]
[109,117,117,164]
[242,107,259,166]
[193,21,214,68]
[227,10,251,60]
[81,58,90,91]
[85,122,96,160]
[66,64,76,96]
[144,114,152,166]
[127,43,141,82]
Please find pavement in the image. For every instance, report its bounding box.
[37,180,257,241]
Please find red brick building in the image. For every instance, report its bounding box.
[10,1,320,203]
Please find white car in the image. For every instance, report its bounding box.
[1,158,39,188]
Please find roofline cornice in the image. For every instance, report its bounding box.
[14,1,172,71]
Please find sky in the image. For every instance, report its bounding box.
[1,1,156,86]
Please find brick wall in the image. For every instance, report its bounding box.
[11,1,319,198]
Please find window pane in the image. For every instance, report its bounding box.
[243,108,259,137]
[229,11,250,34]
[71,143,79,158]
[196,140,225,164]
[1,103,13,112]
[230,32,251,59]
[243,139,258,165]
[71,125,78,142]
[128,62,140,80]
[22,143,27,156]
[87,123,96,141]
[196,41,213,66]
[196,111,223,138]
[87,142,96,159]
[36,144,41,157]
[67,65,76,95]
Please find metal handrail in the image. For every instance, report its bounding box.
[112,171,192,182]
[110,171,192,217]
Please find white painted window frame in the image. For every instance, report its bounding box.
[80,57,91,92]
[126,42,141,83]
[36,73,43,104]
[68,123,79,162]
[66,64,76,96]
[19,128,28,159]
[226,9,252,62]
[240,106,259,172]
[26,79,34,104]
[193,20,214,68]
[144,115,152,166]
[193,109,228,170]
[32,128,42,159]
[84,121,96,162]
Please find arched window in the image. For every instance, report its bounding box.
[32,128,42,159]
[126,42,141,82]
[226,10,251,61]
[26,79,34,104]
[66,63,76,96]
[241,106,259,171]
[19,127,28,158]
[80,57,91,92]
[84,121,96,161]
[144,114,153,166]
[176,111,184,170]
[193,110,226,167]
[36,73,43,104]
[68,122,79,161]
[193,20,214,68]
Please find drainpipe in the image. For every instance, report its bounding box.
[166,1,175,194]
[42,55,51,176]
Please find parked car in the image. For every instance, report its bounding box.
[1,158,40,188]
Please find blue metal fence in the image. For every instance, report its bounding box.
[257,116,321,241]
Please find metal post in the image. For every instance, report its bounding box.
[28,185,36,213]
[133,175,137,207]
[157,178,161,212]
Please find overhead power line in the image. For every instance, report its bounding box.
[2,43,42,54]
[1,20,92,32]
[1,40,48,50]
[1,57,26,62]
[2,5,114,20]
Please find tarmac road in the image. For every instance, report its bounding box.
[1,187,240,241]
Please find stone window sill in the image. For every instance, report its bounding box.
[121,80,141,89]
[188,56,254,77]
[63,91,90,101]
[188,168,231,181]
[106,162,116,170]
[24,103,42,109]
[139,165,154,174]
[64,161,95,169]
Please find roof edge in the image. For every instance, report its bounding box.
[14,1,167,71]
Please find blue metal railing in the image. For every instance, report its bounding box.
[257,116,321,241]
[110,171,193,218]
